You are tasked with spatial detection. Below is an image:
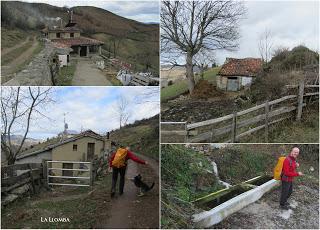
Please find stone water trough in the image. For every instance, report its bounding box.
[192,175,280,228]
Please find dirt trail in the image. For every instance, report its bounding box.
[1,36,39,76]
[95,154,159,228]
[1,36,30,55]
[72,59,112,86]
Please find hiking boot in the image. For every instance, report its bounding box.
[119,191,124,196]
[280,205,289,210]
[111,191,115,197]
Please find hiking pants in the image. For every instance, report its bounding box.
[111,167,126,193]
[280,181,293,206]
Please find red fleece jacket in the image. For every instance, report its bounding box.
[281,156,299,182]
[109,150,146,167]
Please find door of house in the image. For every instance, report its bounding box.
[62,163,73,176]
[80,46,87,56]
[87,143,95,161]
[227,77,239,91]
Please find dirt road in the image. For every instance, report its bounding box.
[214,184,319,229]
[94,154,159,228]
[1,36,30,56]
[72,59,112,86]
[1,37,39,76]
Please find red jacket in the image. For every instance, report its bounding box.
[281,156,299,182]
[109,150,146,167]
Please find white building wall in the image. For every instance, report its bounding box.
[15,151,52,164]
[58,55,68,67]
[241,76,253,86]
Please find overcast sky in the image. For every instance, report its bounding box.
[216,0,319,64]
[23,0,159,23]
[160,0,319,65]
[8,87,159,140]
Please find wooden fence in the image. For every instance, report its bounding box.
[161,81,319,143]
[1,163,43,206]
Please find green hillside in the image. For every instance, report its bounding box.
[109,115,159,160]
[1,1,159,74]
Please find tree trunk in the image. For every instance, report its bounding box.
[186,52,195,94]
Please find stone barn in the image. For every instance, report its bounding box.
[216,58,263,91]
[42,11,104,57]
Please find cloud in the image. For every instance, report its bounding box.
[7,87,159,139]
[22,0,159,23]
[216,0,319,64]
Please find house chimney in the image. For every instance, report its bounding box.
[69,10,73,23]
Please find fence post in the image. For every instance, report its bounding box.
[264,101,269,143]
[90,162,93,186]
[296,79,304,121]
[28,164,36,194]
[231,112,237,143]
[184,122,188,143]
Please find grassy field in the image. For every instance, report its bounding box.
[92,33,159,75]
[161,67,220,102]
[55,60,77,86]
[110,116,159,160]
[1,28,30,49]
[1,38,34,65]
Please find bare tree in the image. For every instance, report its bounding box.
[115,96,130,129]
[161,1,245,93]
[1,87,53,165]
[258,28,273,63]
[193,51,216,80]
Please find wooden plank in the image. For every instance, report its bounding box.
[236,116,290,140]
[1,177,31,193]
[296,79,304,121]
[188,131,212,143]
[161,130,188,136]
[304,92,319,96]
[187,114,233,130]
[187,95,297,130]
[231,112,237,143]
[2,170,41,187]
[161,121,187,124]
[264,101,269,143]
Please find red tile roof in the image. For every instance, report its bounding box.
[218,58,263,77]
[51,37,104,47]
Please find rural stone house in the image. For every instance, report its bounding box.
[15,130,111,176]
[216,58,263,91]
[42,11,104,57]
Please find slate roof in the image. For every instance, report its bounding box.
[218,58,263,77]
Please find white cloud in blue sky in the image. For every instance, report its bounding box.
[11,87,159,139]
[23,0,159,23]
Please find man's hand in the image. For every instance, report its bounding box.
[108,167,112,173]
[298,172,303,176]
[145,161,148,165]
[296,162,300,167]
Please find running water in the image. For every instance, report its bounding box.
[211,161,232,188]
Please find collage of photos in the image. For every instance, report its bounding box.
[0,0,319,230]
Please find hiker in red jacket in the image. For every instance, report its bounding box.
[280,147,303,210]
[108,146,147,197]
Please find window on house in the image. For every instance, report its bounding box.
[73,144,77,151]
[56,33,61,38]
[70,33,74,38]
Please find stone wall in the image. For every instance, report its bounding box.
[4,43,55,86]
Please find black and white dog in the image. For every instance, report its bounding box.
[132,174,155,196]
